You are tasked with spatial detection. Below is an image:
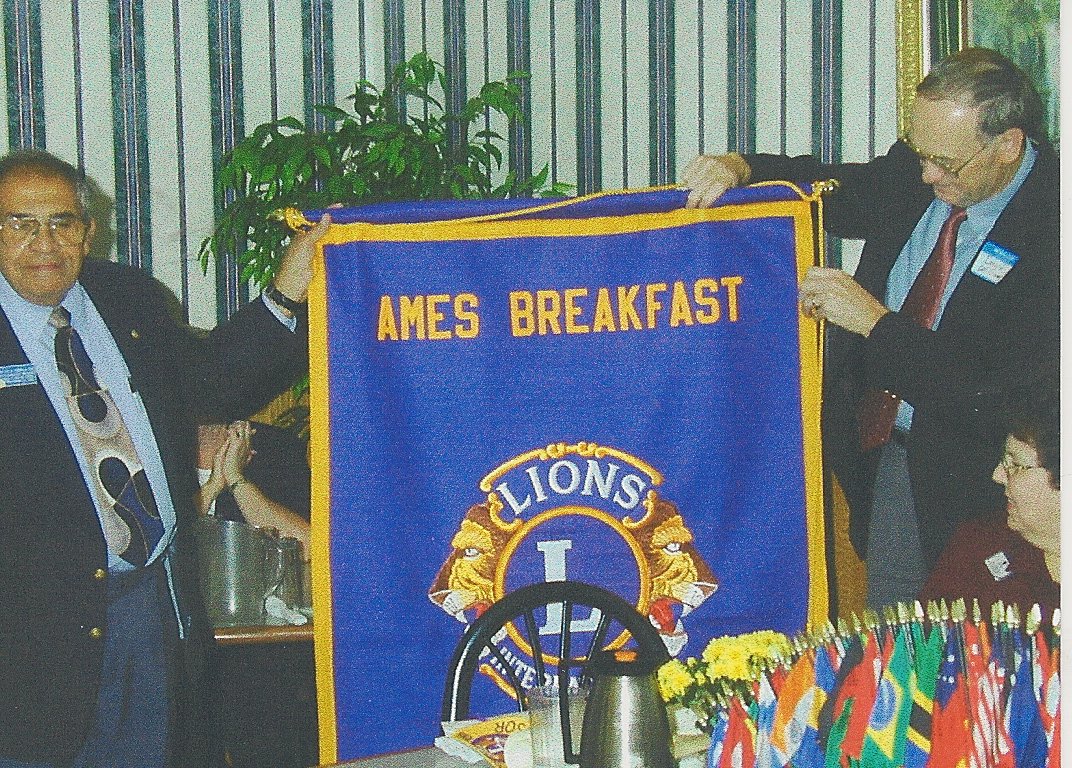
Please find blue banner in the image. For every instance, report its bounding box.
[307,185,827,761]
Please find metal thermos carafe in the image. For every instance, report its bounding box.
[579,648,674,768]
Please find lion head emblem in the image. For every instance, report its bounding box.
[625,492,718,655]
[428,499,519,624]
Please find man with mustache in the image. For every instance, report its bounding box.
[0,149,328,767]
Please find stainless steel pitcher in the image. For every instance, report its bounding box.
[579,648,674,768]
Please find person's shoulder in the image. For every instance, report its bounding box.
[81,257,160,293]
[929,513,1027,573]
[1017,142,1060,204]
[80,258,180,315]
[1033,140,1059,167]
[919,511,1012,605]
[947,513,1014,546]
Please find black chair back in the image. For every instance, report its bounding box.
[440,580,669,763]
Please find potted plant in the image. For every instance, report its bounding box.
[200,51,570,286]
[201,52,570,433]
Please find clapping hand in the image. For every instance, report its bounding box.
[220,420,256,489]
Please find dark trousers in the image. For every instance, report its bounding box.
[212,643,318,768]
[0,567,169,768]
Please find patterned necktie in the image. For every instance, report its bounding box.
[51,307,164,566]
[857,206,967,452]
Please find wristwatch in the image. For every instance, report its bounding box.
[265,283,305,316]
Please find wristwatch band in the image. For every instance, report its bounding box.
[265,283,305,315]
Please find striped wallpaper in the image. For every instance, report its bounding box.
[1,0,906,326]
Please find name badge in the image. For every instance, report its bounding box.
[985,550,1012,582]
[0,363,38,388]
[970,240,1019,284]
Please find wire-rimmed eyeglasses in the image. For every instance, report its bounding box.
[0,214,89,249]
[998,452,1040,477]
[901,134,994,178]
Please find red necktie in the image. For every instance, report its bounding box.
[857,206,967,452]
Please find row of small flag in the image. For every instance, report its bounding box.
[705,600,1060,768]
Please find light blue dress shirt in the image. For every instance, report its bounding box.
[0,273,177,570]
[884,141,1037,432]
[0,273,297,572]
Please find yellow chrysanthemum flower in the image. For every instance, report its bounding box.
[657,628,791,715]
[656,659,693,700]
[700,630,791,680]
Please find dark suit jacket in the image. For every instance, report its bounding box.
[746,141,1060,567]
[0,258,307,764]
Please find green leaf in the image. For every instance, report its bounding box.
[217,163,238,192]
[197,236,213,273]
[281,152,304,190]
[276,116,304,132]
[528,165,550,192]
[314,104,349,122]
[255,163,279,186]
[312,145,334,170]
[230,142,259,171]
[459,96,484,122]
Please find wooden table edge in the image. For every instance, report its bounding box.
[213,622,314,645]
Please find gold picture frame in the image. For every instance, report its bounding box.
[895,0,967,136]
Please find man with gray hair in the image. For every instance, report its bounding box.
[0,148,329,767]
[682,48,1059,607]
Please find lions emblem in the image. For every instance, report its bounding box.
[428,442,717,657]
[428,500,518,624]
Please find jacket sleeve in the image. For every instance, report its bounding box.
[746,141,931,242]
[122,267,308,424]
[179,296,308,422]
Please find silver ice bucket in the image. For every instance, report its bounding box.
[192,516,282,627]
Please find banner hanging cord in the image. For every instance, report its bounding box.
[807,179,839,364]
[274,180,840,233]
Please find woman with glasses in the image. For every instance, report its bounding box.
[919,373,1059,614]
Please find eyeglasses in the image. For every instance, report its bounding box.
[0,214,88,248]
[999,452,1040,477]
[901,135,994,178]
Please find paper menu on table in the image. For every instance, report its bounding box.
[438,713,531,767]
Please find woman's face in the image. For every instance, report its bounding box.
[992,435,1060,553]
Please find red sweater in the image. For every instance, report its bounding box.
[919,513,1060,618]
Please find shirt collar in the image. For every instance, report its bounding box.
[962,139,1037,232]
[0,269,87,338]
